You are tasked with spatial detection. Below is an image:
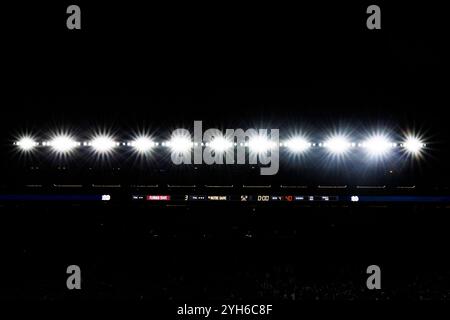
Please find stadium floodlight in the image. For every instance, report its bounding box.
[362,135,393,156]
[403,136,425,154]
[131,136,155,153]
[16,137,38,151]
[90,136,116,153]
[167,135,192,153]
[248,135,275,153]
[209,136,233,153]
[285,137,311,153]
[324,136,351,154]
[49,135,78,153]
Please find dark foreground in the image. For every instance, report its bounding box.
[1,202,449,302]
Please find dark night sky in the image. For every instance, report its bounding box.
[1,2,448,182]
[2,2,445,118]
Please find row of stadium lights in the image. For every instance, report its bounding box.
[14,133,426,157]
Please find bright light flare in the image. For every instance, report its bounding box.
[90,136,116,153]
[362,135,393,156]
[131,137,155,153]
[403,136,425,154]
[16,137,38,151]
[248,135,276,153]
[49,135,79,153]
[209,136,233,152]
[167,136,192,153]
[324,136,351,154]
[285,137,311,153]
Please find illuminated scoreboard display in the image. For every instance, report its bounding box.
[126,194,450,204]
[133,194,339,203]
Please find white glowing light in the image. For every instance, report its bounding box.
[131,137,155,153]
[90,136,116,153]
[168,136,192,153]
[362,135,393,156]
[209,137,233,152]
[49,135,78,153]
[324,136,351,154]
[248,135,276,153]
[17,137,37,151]
[404,136,425,154]
[285,137,311,153]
